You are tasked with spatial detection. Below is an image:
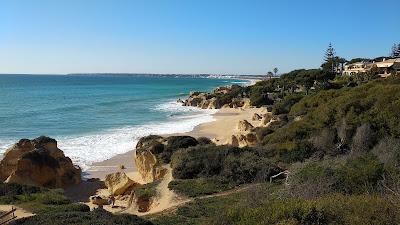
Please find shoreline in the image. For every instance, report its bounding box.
[85,106,267,180]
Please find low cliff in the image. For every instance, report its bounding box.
[0,136,81,188]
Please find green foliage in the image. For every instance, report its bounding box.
[171,145,281,185]
[12,208,153,225]
[169,178,234,197]
[134,181,160,200]
[214,85,246,107]
[0,183,43,197]
[249,83,274,107]
[293,154,385,195]
[272,93,304,115]
[217,194,399,225]
[257,79,400,163]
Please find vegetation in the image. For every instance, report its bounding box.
[169,178,234,197]
[12,208,153,225]
[6,49,400,224]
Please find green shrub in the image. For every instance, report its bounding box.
[12,208,153,225]
[169,178,234,197]
[272,93,304,115]
[216,194,399,225]
[171,145,281,185]
[134,181,160,200]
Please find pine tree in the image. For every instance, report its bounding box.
[397,43,400,58]
[390,43,400,58]
[324,43,336,73]
[391,43,398,58]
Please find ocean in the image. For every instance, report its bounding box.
[0,74,247,170]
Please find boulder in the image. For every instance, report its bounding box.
[0,136,81,188]
[229,135,239,147]
[237,120,254,132]
[105,172,137,196]
[90,195,109,205]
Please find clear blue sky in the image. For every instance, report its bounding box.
[1,0,399,75]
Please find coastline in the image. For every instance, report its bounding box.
[85,78,262,180]
[85,106,267,180]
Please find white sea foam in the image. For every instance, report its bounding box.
[57,101,216,171]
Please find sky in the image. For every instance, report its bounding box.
[1,0,399,75]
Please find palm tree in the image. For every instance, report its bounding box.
[273,67,278,76]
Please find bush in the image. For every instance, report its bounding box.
[169,178,234,197]
[290,154,385,196]
[12,208,153,225]
[133,181,160,200]
[166,136,199,149]
[215,194,399,225]
[272,93,304,115]
[0,183,43,197]
[196,137,213,145]
[171,145,281,186]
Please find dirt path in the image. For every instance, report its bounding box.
[0,205,34,220]
[144,183,259,217]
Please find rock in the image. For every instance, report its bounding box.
[135,151,168,183]
[105,172,137,196]
[229,135,239,147]
[241,98,251,109]
[261,113,273,126]
[252,113,262,121]
[90,195,109,205]
[237,120,254,132]
[244,133,257,147]
[0,136,81,188]
[228,133,257,147]
[135,135,198,183]
[136,196,153,213]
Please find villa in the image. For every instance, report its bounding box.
[342,58,400,77]
[342,61,373,76]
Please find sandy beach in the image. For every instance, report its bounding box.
[85,106,268,180]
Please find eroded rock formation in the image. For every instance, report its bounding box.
[135,135,199,183]
[0,136,81,188]
[237,120,254,132]
[104,171,138,196]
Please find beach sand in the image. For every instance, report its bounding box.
[85,107,268,180]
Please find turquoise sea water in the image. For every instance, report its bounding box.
[0,74,246,169]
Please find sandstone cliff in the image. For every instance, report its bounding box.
[0,136,81,188]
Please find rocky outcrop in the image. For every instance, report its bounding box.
[90,195,109,205]
[0,136,81,188]
[135,135,199,183]
[182,92,220,109]
[228,133,257,147]
[237,120,254,132]
[181,85,250,110]
[104,172,138,196]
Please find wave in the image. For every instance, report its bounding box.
[56,101,216,171]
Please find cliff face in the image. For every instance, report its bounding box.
[135,135,198,183]
[0,136,81,188]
